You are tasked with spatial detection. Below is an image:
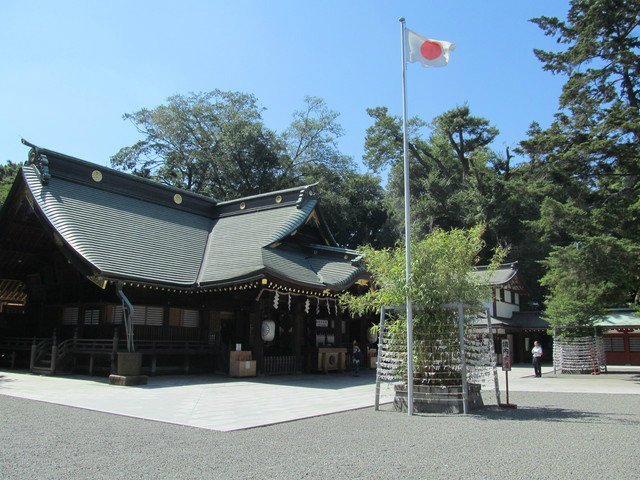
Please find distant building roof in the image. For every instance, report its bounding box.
[474,311,549,331]
[595,309,640,328]
[1,141,367,292]
[472,262,528,293]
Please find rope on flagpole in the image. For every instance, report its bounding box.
[399,16,414,417]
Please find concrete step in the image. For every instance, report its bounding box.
[31,367,54,375]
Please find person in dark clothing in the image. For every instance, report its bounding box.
[352,341,363,376]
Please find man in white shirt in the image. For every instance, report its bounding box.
[531,340,543,377]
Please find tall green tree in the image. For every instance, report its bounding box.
[363,104,522,255]
[112,91,389,249]
[520,0,640,321]
[111,90,287,200]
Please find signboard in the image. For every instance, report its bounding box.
[501,339,511,371]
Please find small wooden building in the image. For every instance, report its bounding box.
[0,141,373,376]
[596,309,640,365]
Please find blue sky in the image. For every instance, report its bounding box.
[1,0,570,175]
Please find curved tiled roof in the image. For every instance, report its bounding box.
[16,143,367,291]
[25,167,211,286]
[199,201,316,285]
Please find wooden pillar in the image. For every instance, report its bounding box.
[51,330,57,375]
[151,355,157,376]
[335,308,343,347]
[73,328,79,372]
[293,299,302,373]
[110,329,118,374]
[30,337,36,372]
[253,299,264,374]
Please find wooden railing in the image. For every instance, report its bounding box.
[0,336,39,351]
[263,355,299,375]
[134,340,212,354]
[1,335,215,376]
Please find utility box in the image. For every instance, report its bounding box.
[229,351,256,377]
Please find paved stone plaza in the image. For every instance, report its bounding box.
[1,365,639,479]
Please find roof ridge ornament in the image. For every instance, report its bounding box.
[22,139,51,185]
[296,183,318,209]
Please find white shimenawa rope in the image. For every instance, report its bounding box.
[553,336,606,374]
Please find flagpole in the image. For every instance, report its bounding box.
[399,17,414,416]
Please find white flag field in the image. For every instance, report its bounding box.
[406,28,455,67]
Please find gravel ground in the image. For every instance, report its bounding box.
[1,391,639,480]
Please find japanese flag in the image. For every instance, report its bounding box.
[407,29,455,67]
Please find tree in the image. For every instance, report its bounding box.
[111,90,287,200]
[281,96,352,182]
[0,162,21,207]
[520,0,640,321]
[363,104,520,259]
[541,236,640,329]
[313,170,392,249]
[112,91,390,249]
[340,226,505,385]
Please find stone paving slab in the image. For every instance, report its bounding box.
[1,364,638,432]
[0,370,395,431]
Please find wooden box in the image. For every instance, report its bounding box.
[229,359,257,377]
[229,351,256,377]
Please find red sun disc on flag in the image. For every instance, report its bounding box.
[420,41,442,60]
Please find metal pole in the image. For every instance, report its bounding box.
[457,303,468,414]
[505,370,510,405]
[374,307,386,411]
[399,16,414,417]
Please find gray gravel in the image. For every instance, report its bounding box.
[1,391,639,480]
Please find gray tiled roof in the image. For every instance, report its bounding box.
[472,262,518,285]
[19,145,366,291]
[200,200,316,285]
[25,167,210,286]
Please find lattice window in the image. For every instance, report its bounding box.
[182,309,199,328]
[128,305,166,326]
[629,337,640,352]
[62,307,79,325]
[169,308,199,328]
[84,308,100,325]
[132,306,147,325]
[146,306,164,326]
[603,337,625,352]
[112,305,123,324]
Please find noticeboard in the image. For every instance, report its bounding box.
[501,339,511,371]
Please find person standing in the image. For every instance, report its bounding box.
[352,341,362,376]
[531,340,543,377]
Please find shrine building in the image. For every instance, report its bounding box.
[0,141,374,377]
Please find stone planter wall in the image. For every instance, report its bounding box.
[117,352,143,376]
[394,383,483,413]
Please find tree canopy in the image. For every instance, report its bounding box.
[0,161,21,207]
[520,0,640,324]
[112,91,389,249]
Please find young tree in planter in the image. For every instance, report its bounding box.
[341,226,505,386]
